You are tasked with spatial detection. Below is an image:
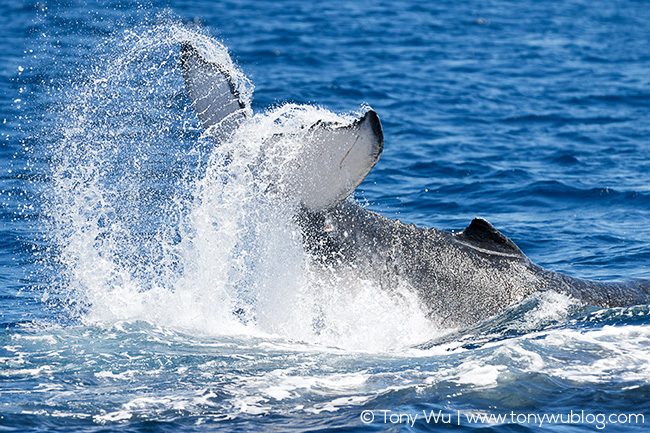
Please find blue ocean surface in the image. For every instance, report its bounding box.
[1,0,650,431]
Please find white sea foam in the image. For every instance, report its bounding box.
[541,324,650,383]
[46,24,438,353]
[454,362,504,387]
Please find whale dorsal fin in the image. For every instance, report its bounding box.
[180,42,249,142]
[454,218,526,258]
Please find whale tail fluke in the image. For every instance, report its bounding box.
[180,42,249,143]
[180,41,384,211]
[292,109,384,210]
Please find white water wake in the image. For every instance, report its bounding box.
[45,23,438,352]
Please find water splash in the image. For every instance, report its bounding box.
[43,23,438,352]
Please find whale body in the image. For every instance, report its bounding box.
[180,42,650,327]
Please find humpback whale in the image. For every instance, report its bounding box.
[180,42,650,327]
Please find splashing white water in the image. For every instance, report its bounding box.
[45,23,438,352]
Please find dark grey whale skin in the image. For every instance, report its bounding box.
[179,42,650,328]
[298,200,650,327]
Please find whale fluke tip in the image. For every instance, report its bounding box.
[180,41,248,141]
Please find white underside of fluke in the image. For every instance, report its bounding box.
[282,112,383,211]
[180,42,384,211]
[180,42,249,143]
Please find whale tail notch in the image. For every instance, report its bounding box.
[180,42,249,143]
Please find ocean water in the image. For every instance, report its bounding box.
[1,0,650,431]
